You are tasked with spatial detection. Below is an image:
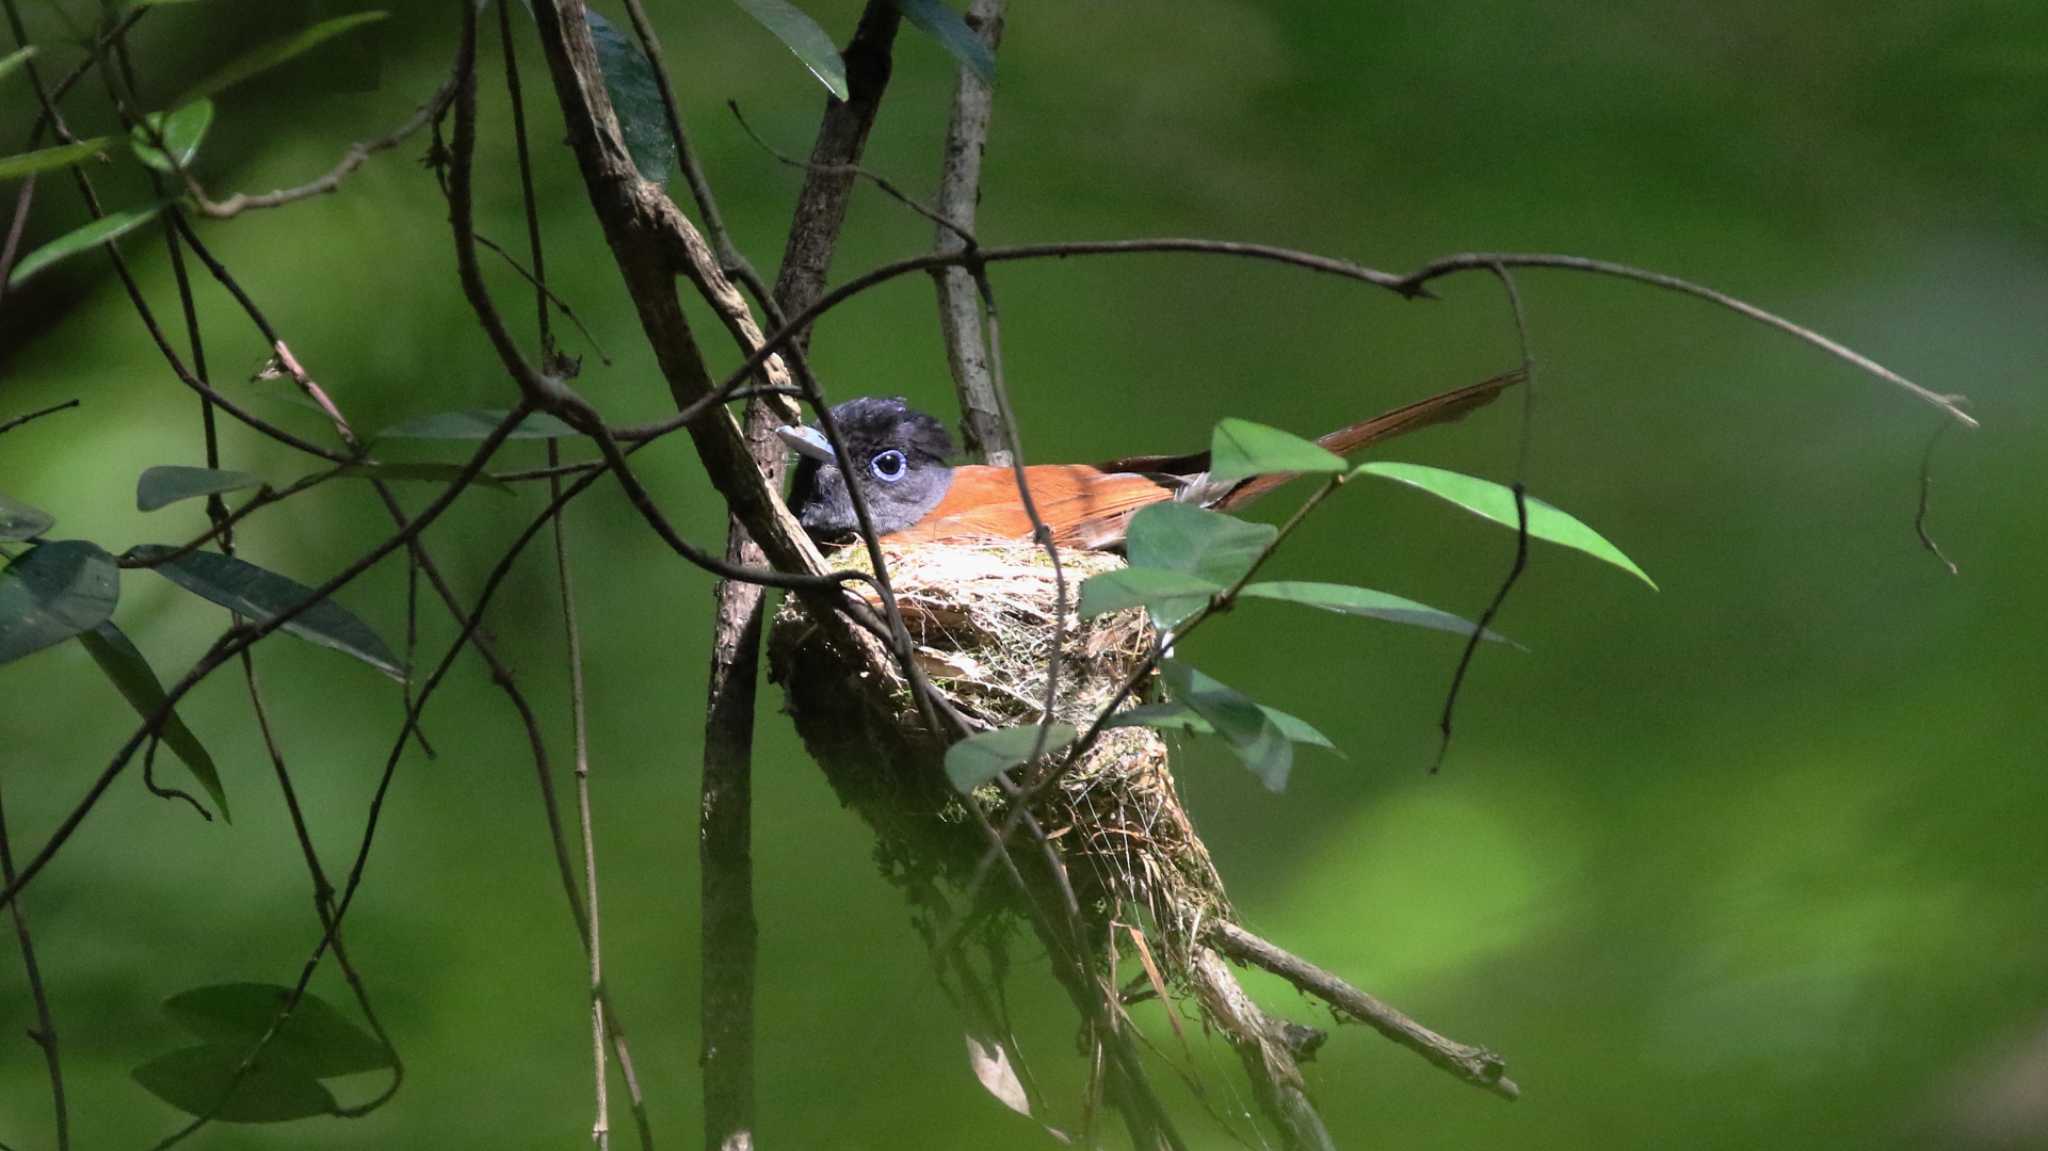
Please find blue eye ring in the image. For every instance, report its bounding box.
[869,449,908,482]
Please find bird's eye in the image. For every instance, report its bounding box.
[869,449,908,482]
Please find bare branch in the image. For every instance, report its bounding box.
[0,775,67,1151]
[934,0,1007,463]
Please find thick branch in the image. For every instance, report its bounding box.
[932,0,1007,463]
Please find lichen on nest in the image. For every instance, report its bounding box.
[771,538,1230,968]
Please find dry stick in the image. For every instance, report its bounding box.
[0,776,67,1151]
[0,397,77,437]
[1208,921,1518,1101]
[934,0,1008,464]
[494,5,613,1146]
[1432,264,1537,773]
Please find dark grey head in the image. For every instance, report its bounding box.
[779,396,956,541]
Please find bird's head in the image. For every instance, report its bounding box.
[779,396,957,542]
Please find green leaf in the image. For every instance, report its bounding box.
[586,9,675,185]
[0,137,113,182]
[137,465,263,513]
[944,722,1077,793]
[7,201,169,288]
[731,0,849,100]
[376,409,581,441]
[0,45,36,82]
[1355,461,1656,589]
[165,983,393,1077]
[1076,567,1220,621]
[78,622,226,821]
[125,546,403,680]
[129,98,215,173]
[1123,502,1276,626]
[1159,660,1292,791]
[1107,699,1336,751]
[132,1043,337,1123]
[893,0,995,83]
[174,11,387,105]
[0,540,119,665]
[330,461,511,493]
[1208,418,1346,485]
[1238,580,1515,645]
[0,491,54,540]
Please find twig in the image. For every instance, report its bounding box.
[933,0,1007,463]
[474,231,613,365]
[0,773,68,1151]
[0,398,78,437]
[728,99,971,245]
[1433,264,1536,772]
[1916,418,1959,575]
[1207,921,1518,1101]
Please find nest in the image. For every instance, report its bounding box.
[769,539,1229,970]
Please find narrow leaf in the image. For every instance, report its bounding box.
[1107,700,1336,750]
[966,1032,1033,1117]
[330,461,511,492]
[0,45,36,82]
[944,722,1077,793]
[0,137,113,181]
[893,0,995,82]
[175,11,388,105]
[586,9,676,185]
[7,202,169,288]
[1123,502,1275,626]
[126,546,403,680]
[0,491,54,540]
[731,0,849,100]
[0,540,119,665]
[132,1044,337,1123]
[137,465,262,512]
[1159,661,1292,791]
[1238,580,1516,645]
[1076,567,1219,621]
[1208,418,1345,485]
[376,409,581,441]
[1355,461,1656,588]
[79,622,227,821]
[130,99,215,173]
[165,983,393,1077]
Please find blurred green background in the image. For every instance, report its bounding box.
[3,2,2045,1147]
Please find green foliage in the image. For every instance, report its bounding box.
[1157,660,1294,791]
[137,465,262,512]
[1075,566,1219,621]
[1108,698,1335,750]
[164,984,394,1077]
[0,540,119,665]
[1207,418,1345,484]
[893,0,995,83]
[376,409,581,440]
[125,546,403,680]
[1355,461,1656,588]
[945,722,1077,792]
[173,11,389,106]
[732,0,850,100]
[0,44,36,82]
[1238,579,1513,644]
[132,1044,338,1123]
[78,622,226,820]
[586,9,676,185]
[0,491,54,540]
[1123,502,1275,626]
[0,137,113,181]
[6,201,168,288]
[129,98,215,173]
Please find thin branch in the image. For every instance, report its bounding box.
[729,99,971,245]
[0,774,67,1151]
[0,398,78,437]
[933,0,1007,463]
[1916,417,1959,575]
[1207,920,1519,1101]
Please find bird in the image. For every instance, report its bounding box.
[779,370,1523,552]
